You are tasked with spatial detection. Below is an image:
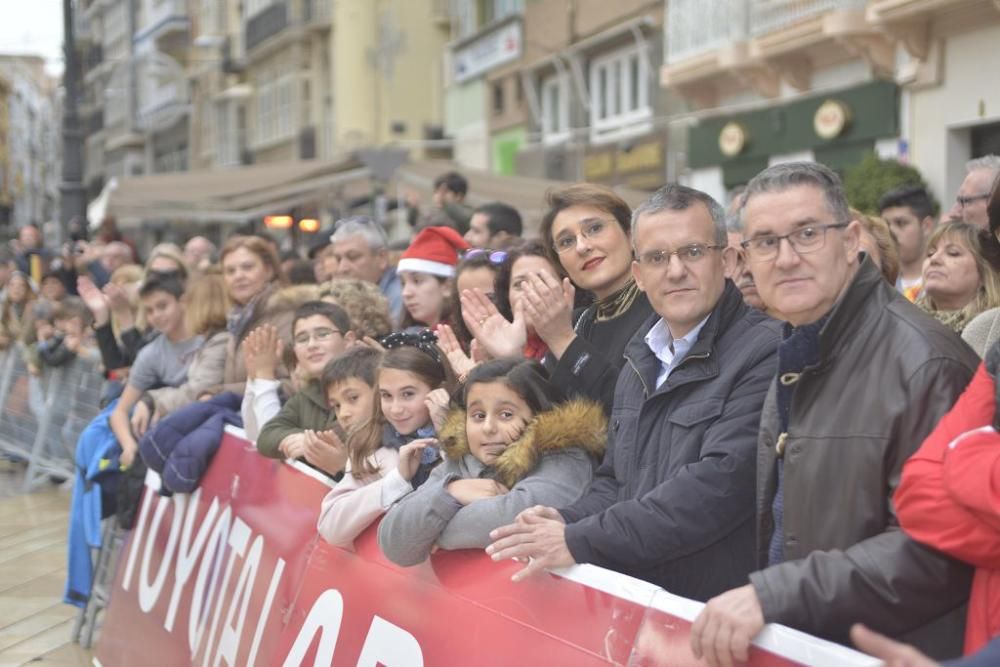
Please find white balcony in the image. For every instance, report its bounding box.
[750,0,870,38]
[665,0,749,65]
[134,0,190,51]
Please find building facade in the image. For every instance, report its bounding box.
[0,56,59,230]
[658,0,1000,208]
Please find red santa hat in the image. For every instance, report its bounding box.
[397,226,470,278]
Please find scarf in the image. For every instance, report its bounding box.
[226,290,266,338]
[916,296,975,334]
[593,279,641,322]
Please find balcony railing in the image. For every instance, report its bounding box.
[665,0,749,64]
[246,1,289,52]
[749,0,869,37]
[303,0,333,26]
[135,0,190,45]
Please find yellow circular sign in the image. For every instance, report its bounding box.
[814,100,852,140]
[719,122,747,157]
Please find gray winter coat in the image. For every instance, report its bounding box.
[378,400,606,567]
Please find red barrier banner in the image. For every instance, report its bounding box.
[95,428,878,666]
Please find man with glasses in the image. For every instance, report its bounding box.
[486,184,781,603]
[947,155,1000,229]
[330,216,403,324]
[691,162,977,666]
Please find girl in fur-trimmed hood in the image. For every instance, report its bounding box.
[378,358,606,567]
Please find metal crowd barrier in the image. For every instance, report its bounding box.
[72,516,129,649]
[0,344,106,492]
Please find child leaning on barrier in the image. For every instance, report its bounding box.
[377,358,605,567]
[317,335,453,549]
[109,275,203,469]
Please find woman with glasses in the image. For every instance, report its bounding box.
[252,301,356,479]
[463,184,652,413]
[916,221,1000,335]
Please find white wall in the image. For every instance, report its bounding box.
[909,23,1000,207]
[688,166,725,204]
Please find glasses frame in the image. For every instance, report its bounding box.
[634,244,727,268]
[292,327,343,346]
[956,193,991,209]
[740,222,850,263]
[553,218,613,254]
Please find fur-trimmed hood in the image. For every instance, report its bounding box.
[438,399,607,488]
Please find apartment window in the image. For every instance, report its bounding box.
[589,46,651,143]
[198,0,221,37]
[492,81,504,116]
[245,0,279,20]
[540,74,569,145]
[255,70,297,146]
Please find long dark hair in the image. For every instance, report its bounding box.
[347,345,455,478]
[398,273,453,330]
[457,358,563,414]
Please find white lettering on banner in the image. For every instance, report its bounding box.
[280,590,345,667]
[139,493,185,612]
[200,518,252,666]
[212,535,263,667]
[189,507,232,656]
[166,490,221,632]
[356,616,424,667]
[246,557,285,667]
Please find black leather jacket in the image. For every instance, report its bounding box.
[750,256,979,659]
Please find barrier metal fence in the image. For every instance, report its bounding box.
[0,344,105,492]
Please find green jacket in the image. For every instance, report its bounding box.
[256,380,336,459]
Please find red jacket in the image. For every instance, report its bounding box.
[895,363,1000,654]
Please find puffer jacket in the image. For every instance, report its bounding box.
[896,361,1000,656]
[749,256,978,659]
[560,280,780,602]
[139,392,242,494]
[378,399,605,567]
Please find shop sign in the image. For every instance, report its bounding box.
[583,136,665,188]
[814,99,852,140]
[719,122,748,157]
[454,21,522,84]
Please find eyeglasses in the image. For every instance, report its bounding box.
[956,193,991,208]
[293,327,342,346]
[635,244,726,268]
[740,223,849,262]
[463,248,508,264]
[553,219,613,254]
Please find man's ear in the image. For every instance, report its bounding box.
[375,247,388,272]
[631,260,645,292]
[844,219,863,258]
[344,330,357,346]
[491,231,511,247]
[921,215,936,236]
[721,245,739,278]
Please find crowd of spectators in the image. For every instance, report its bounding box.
[5,160,1000,664]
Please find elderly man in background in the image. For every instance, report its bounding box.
[948,155,1000,229]
[184,236,216,271]
[330,216,402,323]
[691,161,977,666]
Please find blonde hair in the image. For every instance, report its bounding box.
[109,263,145,335]
[320,278,393,339]
[924,221,1000,320]
[183,267,229,336]
[144,243,190,281]
[851,208,900,286]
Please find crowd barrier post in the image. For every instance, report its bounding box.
[0,348,17,416]
[73,517,130,649]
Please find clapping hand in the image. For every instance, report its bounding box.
[520,272,577,358]
[77,276,110,327]
[243,325,283,381]
[302,429,349,476]
[436,323,476,380]
[460,288,526,359]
